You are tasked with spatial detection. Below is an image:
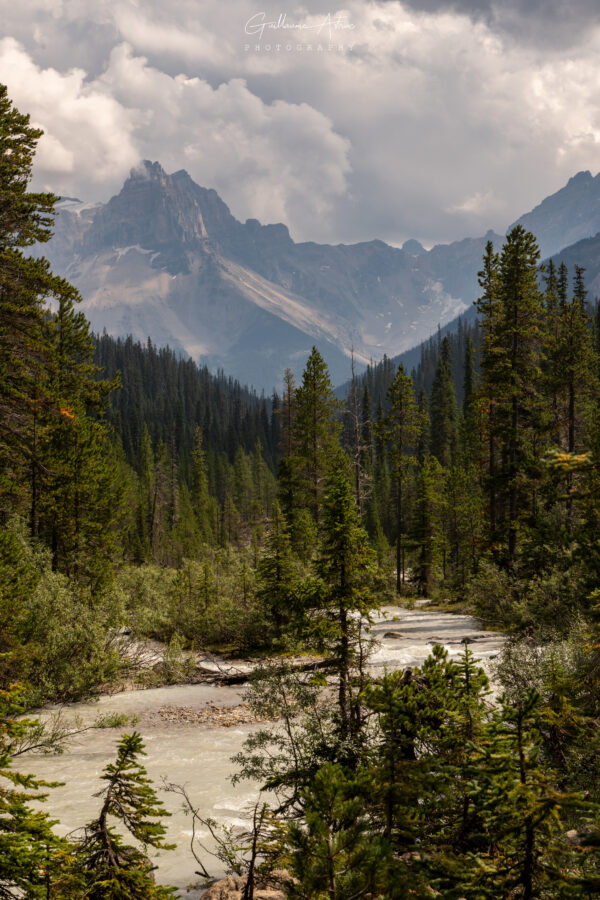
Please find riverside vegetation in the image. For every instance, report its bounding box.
[2,83,600,897]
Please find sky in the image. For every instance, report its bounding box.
[2,0,600,247]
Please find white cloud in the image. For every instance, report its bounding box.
[2,2,600,244]
[98,42,352,233]
[0,37,139,191]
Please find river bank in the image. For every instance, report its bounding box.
[18,605,505,898]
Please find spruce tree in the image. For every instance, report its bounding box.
[413,455,445,595]
[0,87,64,521]
[277,368,299,527]
[190,425,212,542]
[477,228,545,573]
[460,333,479,461]
[476,239,502,547]
[256,501,298,638]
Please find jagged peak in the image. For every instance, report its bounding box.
[129,159,167,181]
[402,238,426,255]
[566,170,593,186]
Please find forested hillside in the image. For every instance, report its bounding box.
[94,334,280,472]
[3,84,600,898]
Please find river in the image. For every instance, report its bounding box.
[19,605,504,897]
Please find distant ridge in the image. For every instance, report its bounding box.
[37,163,600,390]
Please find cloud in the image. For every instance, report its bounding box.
[0,37,139,192]
[1,1,600,246]
[390,0,600,48]
[447,190,497,215]
[98,43,352,235]
[0,35,351,236]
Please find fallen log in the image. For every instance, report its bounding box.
[195,657,338,686]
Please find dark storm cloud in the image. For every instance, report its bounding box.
[391,0,600,47]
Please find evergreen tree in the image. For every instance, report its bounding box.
[190,425,213,542]
[0,87,66,522]
[287,764,392,900]
[554,266,599,529]
[477,227,545,573]
[460,333,479,461]
[463,690,595,899]
[476,239,502,547]
[317,455,377,750]
[277,368,299,530]
[0,684,73,898]
[292,348,341,527]
[75,733,174,899]
[413,455,445,595]
[256,501,298,638]
[378,365,423,592]
[429,337,458,467]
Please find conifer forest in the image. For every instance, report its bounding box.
[3,84,600,899]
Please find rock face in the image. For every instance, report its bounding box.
[510,170,600,258]
[39,161,484,389]
[40,162,600,390]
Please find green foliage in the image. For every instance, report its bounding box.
[111,549,275,653]
[256,501,303,640]
[0,519,122,705]
[378,364,424,592]
[75,732,175,899]
[286,764,394,900]
[291,346,341,527]
[233,662,338,812]
[315,456,378,749]
[429,336,458,467]
[0,683,75,899]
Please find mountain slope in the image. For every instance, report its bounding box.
[549,232,600,298]
[41,162,490,389]
[510,170,600,258]
[41,162,600,390]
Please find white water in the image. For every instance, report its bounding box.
[19,606,504,897]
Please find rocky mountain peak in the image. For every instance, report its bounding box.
[402,238,426,255]
[79,161,240,273]
[38,165,600,390]
[567,170,593,186]
[128,159,168,183]
[511,168,600,257]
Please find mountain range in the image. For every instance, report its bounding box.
[38,162,600,391]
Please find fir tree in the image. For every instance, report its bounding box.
[378,365,423,592]
[292,348,341,527]
[0,684,73,899]
[429,337,457,468]
[75,732,175,899]
[317,455,377,750]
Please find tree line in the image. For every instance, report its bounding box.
[3,82,600,897]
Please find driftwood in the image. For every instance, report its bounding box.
[195,657,338,686]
